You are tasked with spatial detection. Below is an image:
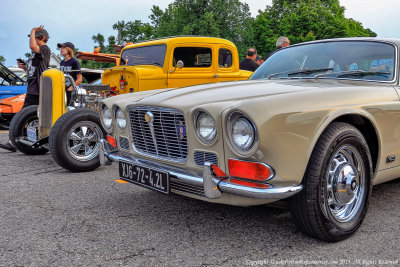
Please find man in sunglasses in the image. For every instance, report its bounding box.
[0,26,50,152]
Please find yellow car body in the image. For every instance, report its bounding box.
[101,36,252,94]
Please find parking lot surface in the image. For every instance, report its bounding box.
[0,131,399,266]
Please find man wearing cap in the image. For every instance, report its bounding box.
[239,48,259,72]
[58,42,82,105]
[0,25,50,152]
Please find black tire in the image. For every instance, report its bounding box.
[49,108,106,172]
[9,105,48,155]
[289,122,373,242]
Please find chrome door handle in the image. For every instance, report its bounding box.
[214,74,219,78]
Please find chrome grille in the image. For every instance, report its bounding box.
[119,136,130,150]
[194,151,218,166]
[128,106,188,161]
[171,178,204,197]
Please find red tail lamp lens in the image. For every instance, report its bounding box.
[107,135,116,148]
[211,164,227,177]
[228,159,273,181]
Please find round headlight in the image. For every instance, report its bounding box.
[115,107,127,131]
[101,104,113,132]
[195,111,217,144]
[228,112,257,153]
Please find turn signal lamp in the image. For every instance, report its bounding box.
[211,164,227,177]
[107,135,116,148]
[228,159,274,181]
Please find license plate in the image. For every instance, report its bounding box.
[27,127,37,142]
[119,161,170,194]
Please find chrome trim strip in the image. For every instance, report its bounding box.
[100,139,303,200]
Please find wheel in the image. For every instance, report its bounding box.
[49,108,106,172]
[289,122,373,242]
[9,105,48,155]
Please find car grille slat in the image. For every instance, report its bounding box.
[194,151,218,166]
[128,106,188,161]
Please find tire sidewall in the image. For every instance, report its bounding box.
[49,109,105,172]
[9,105,48,155]
[311,125,373,239]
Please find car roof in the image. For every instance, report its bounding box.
[292,37,400,47]
[122,36,237,52]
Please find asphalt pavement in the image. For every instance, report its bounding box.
[0,131,399,266]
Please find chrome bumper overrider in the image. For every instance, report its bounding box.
[99,139,303,200]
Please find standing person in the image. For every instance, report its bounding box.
[58,42,82,105]
[265,36,290,60]
[239,48,259,72]
[0,25,50,152]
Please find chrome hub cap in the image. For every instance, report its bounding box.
[323,145,365,222]
[66,121,103,162]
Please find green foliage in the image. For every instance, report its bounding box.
[253,0,377,56]
[0,55,5,64]
[149,0,254,56]
[113,20,154,43]
[84,0,377,67]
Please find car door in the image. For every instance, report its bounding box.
[167,44,217,88]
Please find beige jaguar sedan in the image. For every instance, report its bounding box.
[98,37,399,241]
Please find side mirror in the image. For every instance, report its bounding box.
[176,60,184,69]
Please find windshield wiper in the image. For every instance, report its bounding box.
[315,70,390,79]
[267,68,333,79]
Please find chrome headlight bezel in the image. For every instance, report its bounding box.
[227,111,258,155]
[194,110,217,145]
[114,106,127,132]
[100,103,113,133]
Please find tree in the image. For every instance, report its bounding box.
[150,0,254,56]
[0,55,5,64]
[253,0,377,56]
[113,20,154,44]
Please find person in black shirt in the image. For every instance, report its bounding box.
[58,42,82,105]
[239,48,259,72]
[24,25,51,108]
[0,25,50,152]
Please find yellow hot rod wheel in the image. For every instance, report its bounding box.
[49,108,106,172]
[289,122,373,242]
[9,105,48,155]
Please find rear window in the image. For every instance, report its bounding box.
[173,47,212,68]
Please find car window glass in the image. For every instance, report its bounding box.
[219,48,232,68]
[251,41,396,82]
[173,47,212,68]
[120,45,166,67]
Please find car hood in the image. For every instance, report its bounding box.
[135,78,355,110]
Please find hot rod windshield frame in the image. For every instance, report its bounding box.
[251,41,397,83]
[120,44,167,67]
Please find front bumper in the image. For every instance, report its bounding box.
[100,139,303,201]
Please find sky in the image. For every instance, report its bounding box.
[1,0,400,67]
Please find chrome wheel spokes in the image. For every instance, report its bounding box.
[66,121,103,161]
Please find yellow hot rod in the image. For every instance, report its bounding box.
[9,36,252,172]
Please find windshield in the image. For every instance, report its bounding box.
[120,44,167,67]
[251,41,396,82]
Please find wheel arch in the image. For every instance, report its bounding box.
[305,111,381,177]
